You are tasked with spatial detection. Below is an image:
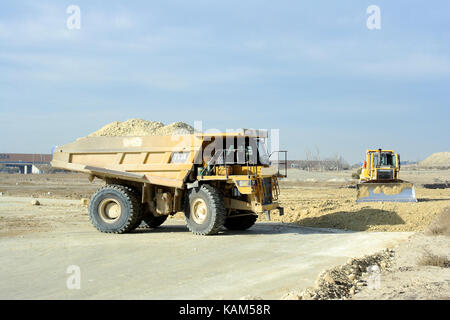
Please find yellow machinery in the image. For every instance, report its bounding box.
[356,149,417,202]
[51,129,287,235]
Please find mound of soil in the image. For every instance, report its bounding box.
[271,187,450,232]
[419,152,450,168]
[88,118,194,137]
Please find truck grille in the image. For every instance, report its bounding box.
[262,177,272,205]
[377,170,393,180]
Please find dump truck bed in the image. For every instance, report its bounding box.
[51,135,203,188]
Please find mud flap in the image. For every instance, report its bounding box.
[356,182,418,203]
[277,206,284,216]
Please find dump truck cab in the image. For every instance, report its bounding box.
[194,130,285,215]
[51,128,287,235]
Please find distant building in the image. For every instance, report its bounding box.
[274,159,350,171]
[0,153,52,174]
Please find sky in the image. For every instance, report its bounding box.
[0,0,449,164]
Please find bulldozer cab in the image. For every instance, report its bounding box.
[363,149,399,181]
[374,152,393,167]
[370,150,399,168]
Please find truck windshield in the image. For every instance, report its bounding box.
[374,152,394,167]
[210,137,271,165]
[381,153,394,166]
[257,139,270,165]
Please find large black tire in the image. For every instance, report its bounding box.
[224,213,257,231]
[141,211,168,228]
[184,184,226,235]
[88,184,143,234]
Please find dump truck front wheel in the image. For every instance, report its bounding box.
[89,185,142,234]
[224,213,257,230]
[185,184,226,235]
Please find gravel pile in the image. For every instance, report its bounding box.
[419,152,450,168]
[88,118,194,137]
[282,248,395,300]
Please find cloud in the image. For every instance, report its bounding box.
[0,3,141,46]
[352,53,450,77]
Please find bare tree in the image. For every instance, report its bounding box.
[314,146,321,171]
[334,152,340,171]
[305,148,312,172]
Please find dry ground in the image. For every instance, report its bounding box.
[0,196,412,299]
[274,186,450,232]
[3,169,449,233]
[353,234,450,300]
[0,169,449,299]
[353,208,450,300]
[0,173,102,200]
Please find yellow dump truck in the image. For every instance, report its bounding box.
[356,149,417,202]
[51,129,287,235]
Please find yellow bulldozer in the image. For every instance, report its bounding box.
[356,149,417,202]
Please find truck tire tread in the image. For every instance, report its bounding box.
[89,184,142,234]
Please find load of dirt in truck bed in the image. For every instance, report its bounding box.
[87,119,194,137]
[419,151,450,168]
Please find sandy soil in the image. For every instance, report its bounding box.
[273,186,450,232]
[0,173,102,199]
[353,232,450,300]
[0,196,412,299]
[2,171,449,233]
[419,151,450,168]
[280,208,450,300]
[0,170,448,299]
[4,171,449,233]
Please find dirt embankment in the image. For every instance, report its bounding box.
[282,249,395,300]
[419,151,450,168]
[353,208,450,300]
[283,207,450,300]
[272,186,450,232]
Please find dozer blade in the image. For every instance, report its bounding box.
[356,182,418,203]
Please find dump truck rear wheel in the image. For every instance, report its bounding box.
[89,185,142,234]
[224,213,257,230]
[185,184,226,235]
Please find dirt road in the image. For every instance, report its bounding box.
[0,196,412,299]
